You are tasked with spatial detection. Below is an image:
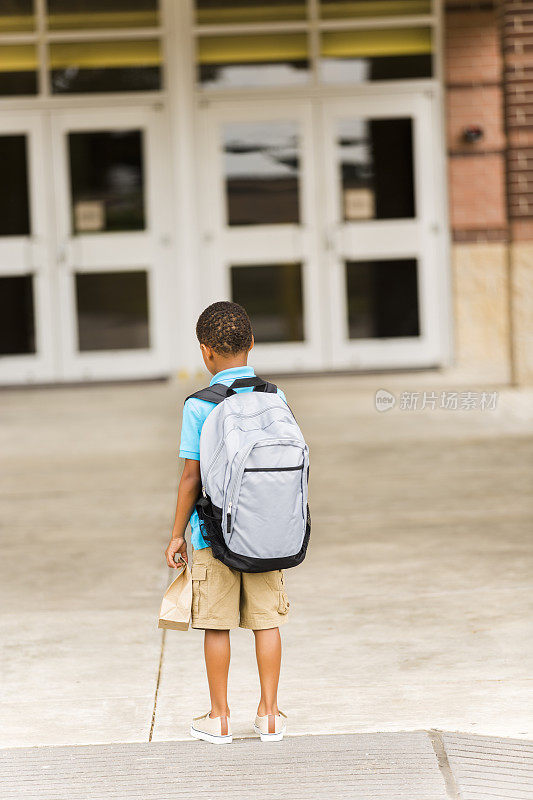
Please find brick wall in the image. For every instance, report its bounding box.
[444,0,533,384]
[502,0,533,241]
[445,0,508,242]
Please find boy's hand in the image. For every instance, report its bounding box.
[165,536,188,568]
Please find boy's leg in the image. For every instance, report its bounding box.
[239,569,289,717]
[253,627,281,716]
[204,629,231,724]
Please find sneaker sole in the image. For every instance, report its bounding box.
[253,723,286,742]
[190,725,233,745]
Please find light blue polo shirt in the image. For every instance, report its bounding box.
[179,366,287,550]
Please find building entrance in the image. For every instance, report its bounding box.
[0,106,171,383]
[198,89,447,372]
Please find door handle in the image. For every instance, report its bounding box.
[324,227,341,255]
[57,244,67,264]
[56,241,75,270]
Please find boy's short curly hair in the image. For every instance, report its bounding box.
[196,301,253,356]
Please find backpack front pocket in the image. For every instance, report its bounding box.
[226,442,307,559]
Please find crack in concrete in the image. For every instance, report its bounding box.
[149,628,166,742]
[429,729,462,800]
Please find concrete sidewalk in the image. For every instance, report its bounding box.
[1,370,532,757]
[2,732,533,800]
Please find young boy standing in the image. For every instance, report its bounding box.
[165,301,290,744]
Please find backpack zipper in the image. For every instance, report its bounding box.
[226,501,232,534]
[225,438,305,538]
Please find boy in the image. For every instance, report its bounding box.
[165,301,290,744]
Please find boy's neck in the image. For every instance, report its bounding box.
[210,356,249,377]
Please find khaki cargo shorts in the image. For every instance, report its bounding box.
[191,546,290,630]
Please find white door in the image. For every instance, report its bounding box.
[51,107,171,381]
[199,92,448,374]
[0,113,56,383]
[198,100,325,372]
[322,91,447,370]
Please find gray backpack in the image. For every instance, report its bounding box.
[186,376,310,573]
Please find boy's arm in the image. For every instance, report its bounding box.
[165,458,201,568]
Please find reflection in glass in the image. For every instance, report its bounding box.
[0,1,35,33]
[320,0,431,19]
[195,0,305,24]
[75,271,150,351]
[0,136,30,236]
[69,130,145,234]
[50,39,161,93]
[198,33,309,89]
[225,121,300,226]
[321,27,432,82]
[47,0,159,30]
[231,263,304,342]
[339,117,414,221]
[0,44,37,95]
[0,275,35,355]
[346,259,419,339]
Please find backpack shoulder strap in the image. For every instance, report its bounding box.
[227,376,278,394]
[184,383,230,405]
[184,375,278,405]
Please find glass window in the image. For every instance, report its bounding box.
[195,0,305,25]
[46,0,159,30]
[321,27,432,82]
[68,130,145,234]
[0,135,31,236]
[0,275,35,355]
[320,1,431,19]
[0,44,38,95]
[339,117,414,221]
[49,39,161,94]
[345,259,419,339]
[0,0,35,33]
[197,33,309,90]
[75,271,150,351]
[224,121,300,226]
[231,263,304,343]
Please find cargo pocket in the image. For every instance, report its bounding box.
[191,564,207,618]
[277,571,290,614]
[278,591,290,614]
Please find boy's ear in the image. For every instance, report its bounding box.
[249,335,254,352]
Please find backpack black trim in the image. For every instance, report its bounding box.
[195,493,311,574]
[185,376,277,406]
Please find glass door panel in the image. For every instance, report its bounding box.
[199,100,324,372]
[52,107,170,380]
[224,121,300,226]
[0,114,55,383]
[68,129,146,233]
[231,262,305,343]
[338,117,415,221]
[322,92,446,370]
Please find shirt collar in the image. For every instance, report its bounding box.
[209,365,255,386]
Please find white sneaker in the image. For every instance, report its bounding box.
[190,712,232,744]
[253,711,287,742]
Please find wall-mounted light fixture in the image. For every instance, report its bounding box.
[462,125,484,143]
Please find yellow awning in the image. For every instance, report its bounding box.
[0,45,37,72]
[196,3,305,25]
[49,39,161,69]
[0,14,35,34]
[47,11,159,31]
[321,1,431,19]
[322,27,432,58]
[198,33,308,64]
